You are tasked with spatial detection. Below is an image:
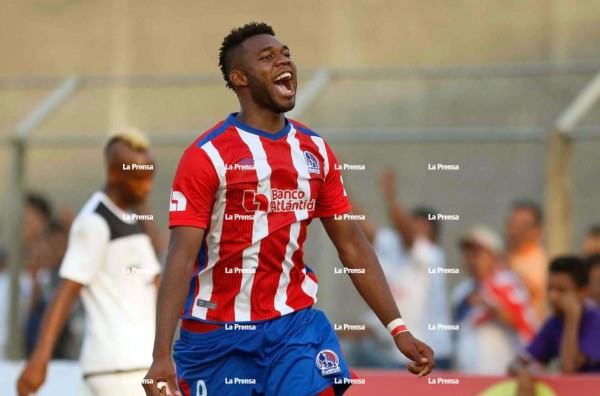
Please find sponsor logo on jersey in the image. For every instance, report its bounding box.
[303,151,320,174]
[243,189,315,213]
[316,349,341,376]
[169,190,187,211]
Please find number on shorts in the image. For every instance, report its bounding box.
[196,380,207,396]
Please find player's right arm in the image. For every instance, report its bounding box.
[17,279,83,396]
[143,226,205,396]
[145,145,218,395]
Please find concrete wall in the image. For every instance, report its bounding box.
[2,0,600,77]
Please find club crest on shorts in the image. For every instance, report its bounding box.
[315,349,341,376]
[303,151,320,174]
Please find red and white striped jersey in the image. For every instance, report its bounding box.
[169,113,351,323]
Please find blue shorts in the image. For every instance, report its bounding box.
[173,307,352,396]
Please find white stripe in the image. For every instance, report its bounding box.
[287,128,311,221]
[233,129,271,321]
[271,128,317,313]
[192,141,226,319]
[300,263,319,303]
[273,221,300,315]
[311,136,329,177]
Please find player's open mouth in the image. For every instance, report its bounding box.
[273,71,295,98]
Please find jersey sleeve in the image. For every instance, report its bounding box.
[169,146,220,229]
[59,213,110,285]
[314,141,352,218]
[523,319,556,365]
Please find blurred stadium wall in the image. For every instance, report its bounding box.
[2,0,600,325]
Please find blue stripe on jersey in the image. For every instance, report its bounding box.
[183,239,208,315]
[227,112,292,140]
[196,120,231,148]
[291,122,321,138]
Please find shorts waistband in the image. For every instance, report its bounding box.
[181,319,224,333]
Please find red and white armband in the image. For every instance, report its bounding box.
[387,318,409,337]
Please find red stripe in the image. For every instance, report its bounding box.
[485,273,535,342]
[178,376,191,396]
[206,127,256,321]
[250,136,298,319]
[391,325,408,337]
[283,131,325,309]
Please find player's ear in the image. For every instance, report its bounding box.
[230,69,248,88]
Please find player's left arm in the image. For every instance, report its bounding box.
[321,214,435,377]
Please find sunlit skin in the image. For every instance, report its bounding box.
[547,273,587,316]
[229,34,298,133]
[106,142,155,208]
[506,208,541,251]
[462,242,497,281]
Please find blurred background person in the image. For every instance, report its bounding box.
[22,193,55,359]
[587,255,600,307]
[582,224,600,256]
[453,225,537,375]
[347,170,453,369]
[25,217,82,359]
[510,256,600,396]
[506,200,548,323]
[17,129,161,396]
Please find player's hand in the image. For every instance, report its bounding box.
[16,359,47,396]
[142,358,182,396]
[394,331,435,377]
[556,292,583,319]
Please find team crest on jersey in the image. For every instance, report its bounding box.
[303,151,320,174]
[315,349,341,376]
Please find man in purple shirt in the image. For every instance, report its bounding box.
[509,256,600,395]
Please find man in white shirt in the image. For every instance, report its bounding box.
[17,129,161,396]
[354,170,453,369]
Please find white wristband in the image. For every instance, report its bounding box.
[387,318,408,337]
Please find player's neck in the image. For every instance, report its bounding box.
[236,107,286,134]
[103,185,130,211]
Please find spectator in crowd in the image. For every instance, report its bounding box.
[348,170,453,369]
[453,225,537,375]
[587,255,600,307]
[22,194,52,251]
[582,224,600,256]
[26,218,82,359]
[509,256,600,396]
[506,200,548,322]
[22,193,54,357]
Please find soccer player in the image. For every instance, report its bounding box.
[17,129,161,396]
[143,22,434,396]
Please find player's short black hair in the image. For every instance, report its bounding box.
[511,199,543,226]
[219,22,276,90]
[549,256,589,288]
[411,206,440,240]
[26,192,52,220]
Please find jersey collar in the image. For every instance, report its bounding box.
[227,112,292,141]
